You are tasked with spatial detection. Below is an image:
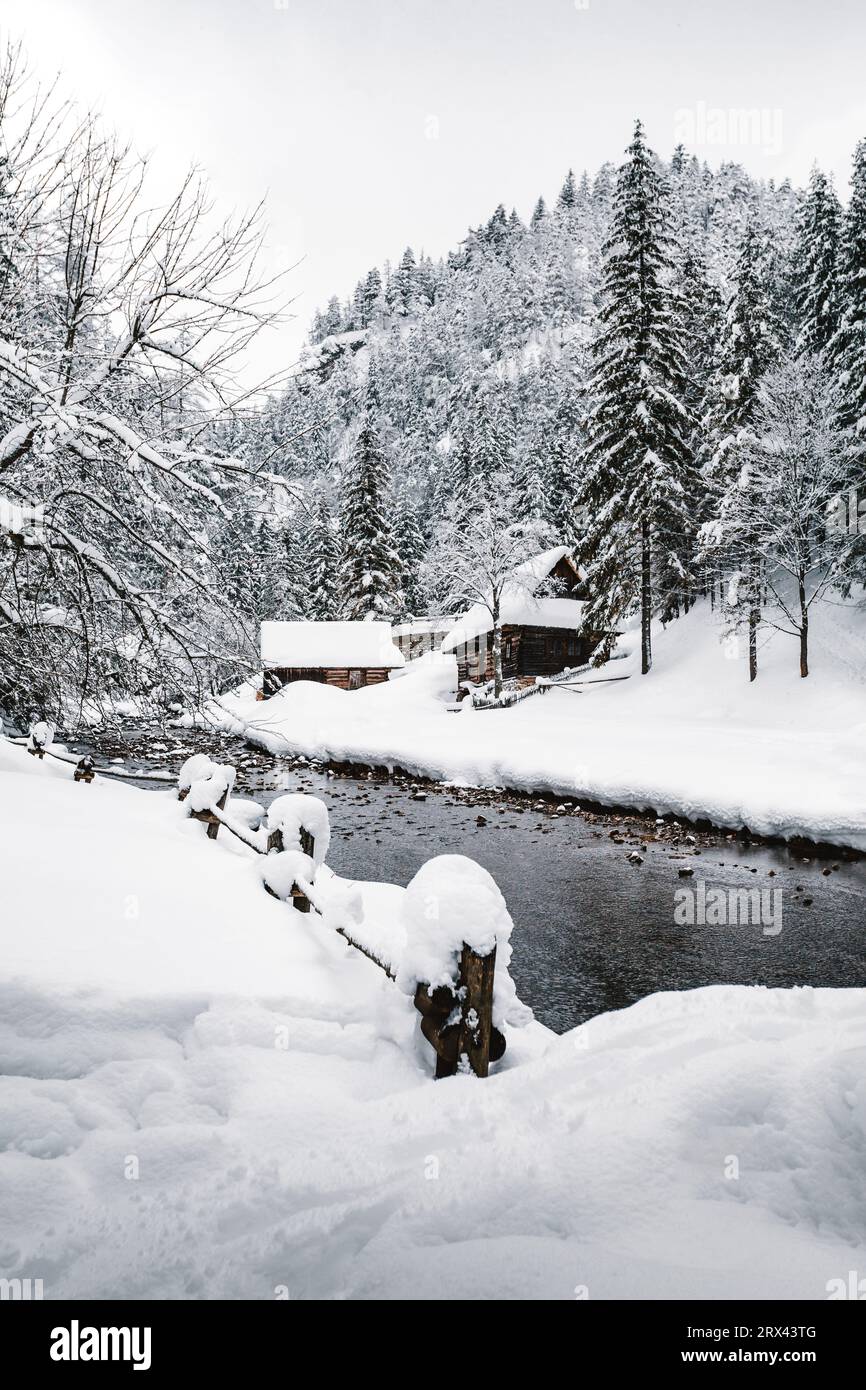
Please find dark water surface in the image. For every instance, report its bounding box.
[69,727,866,1032]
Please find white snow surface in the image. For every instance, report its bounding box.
[177,752,215,792]
[261,848,316,901]
[216,598,866,851]
[0,737,864,1299]
[261,620,404,669]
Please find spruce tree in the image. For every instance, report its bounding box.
[828,138,866,469]
[793,166,842,356]
[530,196,547,228]
[703,214,785,494]
[341,383,402,620]
[578,120,694,674]
[393,489,427,616]
[701,214,785,678]
[556,169,578,211]
[308,490,341,619]
[393,247,417,315]
[546,360,588,542]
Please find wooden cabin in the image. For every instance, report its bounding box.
[440,546,600,691]
[392,616,457,662]
[259,621,404,697]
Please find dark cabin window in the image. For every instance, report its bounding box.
[504,638,512,660]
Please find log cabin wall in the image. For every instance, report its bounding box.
[452,625,591,686]
[265,666,393,693]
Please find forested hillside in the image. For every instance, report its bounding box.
[223,121,864,683]
[1,34,864,722]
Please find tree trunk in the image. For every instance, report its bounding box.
[798,569,809,678]
[748,558,760,683]
[492,598,503,698]
[640,517,652,675]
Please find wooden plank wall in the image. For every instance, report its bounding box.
[267,666,392,691]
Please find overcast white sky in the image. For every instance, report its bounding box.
[4,0,866,384]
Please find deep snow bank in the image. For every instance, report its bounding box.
[1,735,865,1299]
[211,598,866,851]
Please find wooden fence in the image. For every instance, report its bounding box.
[15,729,503,1080]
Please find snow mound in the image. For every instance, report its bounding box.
[186,762,235,814]
[1,737,865,1299]
[266,793,331,867]
[262,849,316,900]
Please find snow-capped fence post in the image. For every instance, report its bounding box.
[265,826,314,910]
[73,756,95,784]
[401,857,510,1080]
[176,755,235,841]
[27,720,53,760]
[264,795,330,914]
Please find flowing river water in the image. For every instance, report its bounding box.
[67,725,866,1033]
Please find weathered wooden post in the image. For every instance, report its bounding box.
[265,800,319,912]
[205,787,228,840]
[414,946,506,1079]
[73,756,95,784]
[456,943,499,1079]
[405,856,511,1080]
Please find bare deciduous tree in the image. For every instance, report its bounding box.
[0,43,296,723]
[428,484,547,697]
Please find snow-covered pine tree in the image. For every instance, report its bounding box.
[545,356,588,543]
[556,169,578,213]
[530,196,547,228]
[828,138,866,486]
[308,489,341,620]
[703,213,786,488]
[793,166,843,357]
[578,120,694,674]
[341,375,403,620]
[392,247,417,316]
[701,213,786,675]
[392,486,427,617]
[444,374,515,505]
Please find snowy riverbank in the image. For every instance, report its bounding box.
[210,599,866,852]
[1,736,865,1299]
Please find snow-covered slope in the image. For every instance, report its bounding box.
[214,598,866,850]
[1,738,864,1299]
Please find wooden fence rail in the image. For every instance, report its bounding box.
[18,727,503,1080]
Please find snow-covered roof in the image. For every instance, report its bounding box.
[441,597,585,650]
[441,547,585,652]
[261,621,405,669]
[512,545,574,589]
[392,616,456,637]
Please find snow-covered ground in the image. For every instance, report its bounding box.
[1,736,864,1300]
[212,598,866,852]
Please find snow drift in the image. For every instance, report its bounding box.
[0,733,864,1299]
